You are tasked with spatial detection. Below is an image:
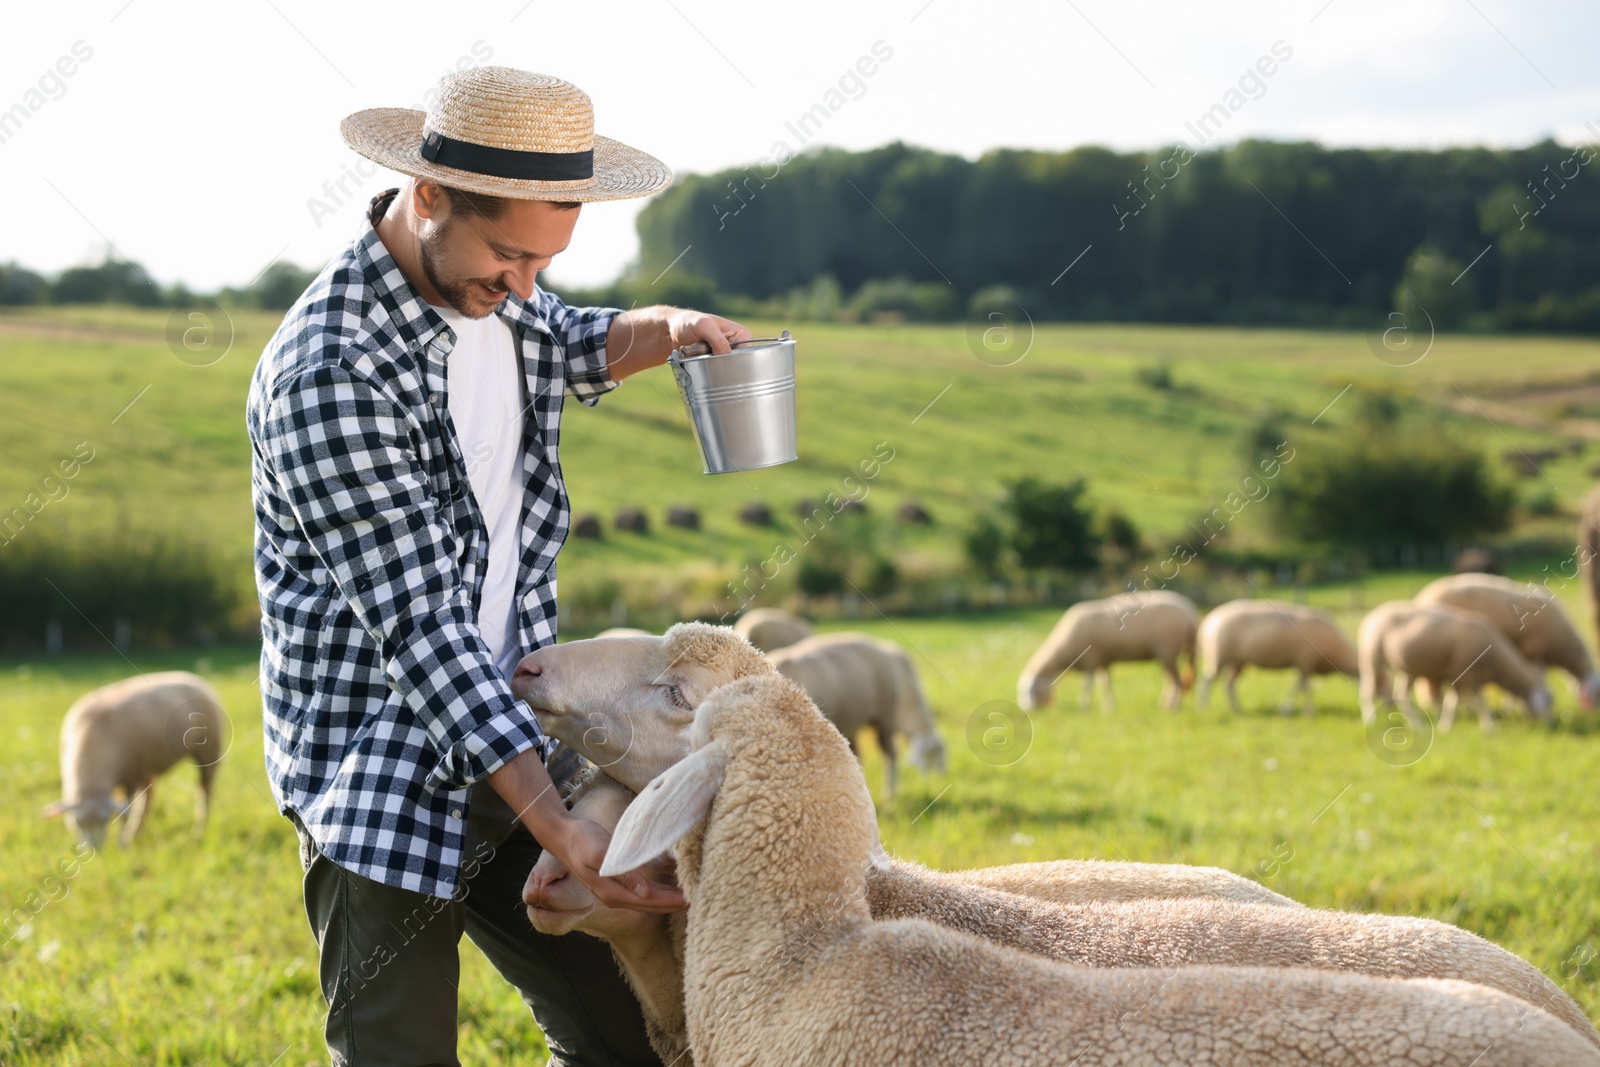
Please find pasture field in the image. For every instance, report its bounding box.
[3,308,1600,1062]
[2,306,1598,632]
[3,564,1600,1065]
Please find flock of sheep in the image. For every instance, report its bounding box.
[512,621,1600,1065]
[1015,571,1598,730]
[37,568,1600,1063]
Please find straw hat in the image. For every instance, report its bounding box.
[340,66,672,202]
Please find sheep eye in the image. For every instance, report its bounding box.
[666,684,691,709]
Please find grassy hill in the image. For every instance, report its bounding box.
[1,305,1596,636]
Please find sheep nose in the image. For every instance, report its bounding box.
[513,658,543,682]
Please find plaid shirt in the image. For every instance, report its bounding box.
[247,187,620,898]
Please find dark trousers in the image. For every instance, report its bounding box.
[291,784,662,1067]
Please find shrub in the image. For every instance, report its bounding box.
[963,515,1005,578]
[1271,429,1513,553]
[848,276,957,322]
[1004,477,1098,572]
[0,527,240,650]
[1134,362,1175,391]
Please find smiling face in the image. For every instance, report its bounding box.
[415,181,580,318]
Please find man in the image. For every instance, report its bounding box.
[247,66,750,1066]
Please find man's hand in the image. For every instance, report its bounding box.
[551,812,687,913]
[667,308,753,356]
[605,305,754,381]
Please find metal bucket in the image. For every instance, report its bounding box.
[668,329,798,474]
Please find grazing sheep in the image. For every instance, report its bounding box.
[43,671,226,847]
[1417,572,1600,708]
[534,773,1596,1062]
[572,513,603,539]
[600,674,1597,1067]
[512,623,1283,905]
[767,631,947,797]
[594,627,652,639]
[1358,601,1553,732]
[1581,486,1600,649]
[731,606,812,652]
[1196,599,1358,716]
[1017,590,1199,712]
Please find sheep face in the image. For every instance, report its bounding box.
[510,622,775,792]
[908,732,948,774]
[1528,679,1553,718]
[524,779,670,939]
[1018,674,1053,711]
[45,792,117,849]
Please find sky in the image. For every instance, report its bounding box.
[3,0,1598,292]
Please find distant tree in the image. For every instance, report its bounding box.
[52,257,163,306]
[0,261,48,305]
[1392,245,1475,330]
[252,261,321,310]
[1004,477,1098,572]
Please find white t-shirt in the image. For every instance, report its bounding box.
[430,302,525,682]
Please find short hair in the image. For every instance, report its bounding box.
[439,184,582,221]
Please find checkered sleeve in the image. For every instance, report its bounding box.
[539,286,624,405]
[262,360,546,793]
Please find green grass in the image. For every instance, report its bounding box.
[3,308,1600,1061]
[4,567,1600,1064]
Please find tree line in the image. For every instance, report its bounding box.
[621,137,1600,331]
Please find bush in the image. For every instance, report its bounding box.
[848,276,957,322]
[1004,477,1098,572]
[0,527,240,650]
[1096,508,1141,557]
[963,515,1006,577]
[1271,429,1513,553]
[1134,362,1175,391]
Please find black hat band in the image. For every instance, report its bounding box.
[420,128,594,181]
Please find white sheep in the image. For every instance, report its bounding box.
[1359,600,1553,732]
[730,606,812,652]
[766,631,946,796]
[600,673,1598,1067]
[532,771,1597,1062]
[593,626,652,638]
[512,623,1284,907]
[1196,599,1359,715]
[1581,487,1600,664]
[1416,572,1600,709]
[42,671,226,847]
[1017,590,1198,712]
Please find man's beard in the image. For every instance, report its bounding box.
[419,221,503,318]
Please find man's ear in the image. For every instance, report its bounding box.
[41,800,72,819]
[601,741,727,878]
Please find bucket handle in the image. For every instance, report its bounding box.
[669,328,792,363]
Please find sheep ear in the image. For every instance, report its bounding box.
[40,801,71,818]
[601,741,727,877]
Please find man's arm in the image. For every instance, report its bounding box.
[488,746,684,911]
[601,304,756,382]
[262,359,680,910]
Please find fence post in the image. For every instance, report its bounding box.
[45,620,62,655]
